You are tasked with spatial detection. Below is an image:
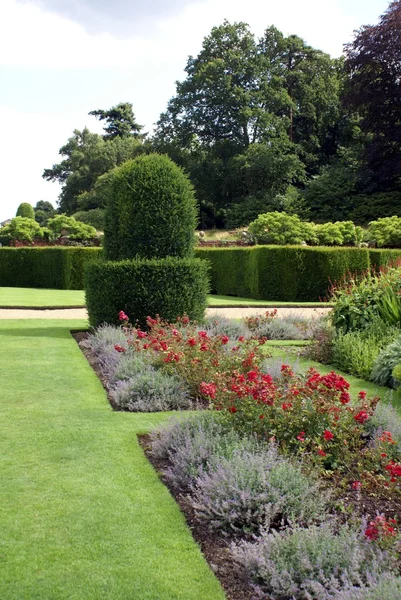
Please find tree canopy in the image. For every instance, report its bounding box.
[89,102,144,140]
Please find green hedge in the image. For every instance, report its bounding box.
[85,257,209,327]
[369,249,401,270]
[195,246,373,301]
[0,247,103,289]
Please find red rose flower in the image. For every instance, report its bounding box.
[323,430,334,441]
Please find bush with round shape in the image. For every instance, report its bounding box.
[47,214,98,240]
[85,257,209,328]
[313,222,344,246]
[104,153,197,260]
[247,211,317,245]
[16,202,35,219]
[72,209,105,231]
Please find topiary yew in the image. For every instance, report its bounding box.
[16,203,35,219]
[104,153,197,260]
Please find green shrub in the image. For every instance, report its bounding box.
[332,318,399,380]
[331,265,401,333]
[195,246,371,301]
[0,247,102,289]
[313,222,344,246]
[367,216,401,248]
[47,215,98,240]
[103,154,197,260]
[72,209,105,231]
[371,335,401,388]
[85,257,209,327]
[0,217,47,243]
[16,202,35,219]
[248,211,316,245]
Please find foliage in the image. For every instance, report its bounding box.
[307,316,336,364]
[153,21,342,227]
[46,214,98,240]
[89,102,144,140]
[248,212,316,245]
[371,336,401,388]
[234,522,396,599]
[111,369,191,412]
[192,447,327,533]
[349,192,401,224]
[85,257,209,328]
[34,200,55,226]
[151,412,259,489]
[196,246,371,302]
[43,127,145,214]
[331,573,401,600]
[0,217,47,243]
[0,247,102,289]
[201,315,249,340]
[16,202,35,219]
[103,153,198,260]
[332,318,399,380]
[72,209,105,231]
[330,265,401,333]
[344,1,401,193]
[368,216,401,248]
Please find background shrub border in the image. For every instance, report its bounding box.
[2,246,401,300]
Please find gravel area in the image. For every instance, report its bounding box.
[0,306,331,320]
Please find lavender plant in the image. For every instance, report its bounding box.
[192,449,328,534]
[110,369,191,412]
[330,573,401,600]
[200,315,250,339]
[151,412,260,489]
[233,522,395,600]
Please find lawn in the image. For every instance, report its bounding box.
[0,319,225,600]
[0,287,332,309]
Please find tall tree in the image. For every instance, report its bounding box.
[43,128,144,214]
[89,102,144,140]
[344,1,401,191]
[153,21,341,226]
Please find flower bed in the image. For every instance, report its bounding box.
[79,311,401,599]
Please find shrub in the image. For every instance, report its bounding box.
[72,209,105,231]
[331,573,401,600]
[192,448,327,534]
[332,318,399,380]
[16,202,35,219]
[103,153,197,260]
[306,316,335,364]
[248,211,316,245]
[330,265,401,333]
[234,522,395,600]
[201,315,249,340]
[0,247,102,288]
[313,222,344,246]
[110,369,191,412]
[151,412,260,489]
[0,217,47,243]
[79,324,128,379]
[371,335,401,388]
[250,314,313,341]
[367,216,401,248]
[47,214,98,240]
[85,257,209,327]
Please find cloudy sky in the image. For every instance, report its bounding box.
[0,0,390,221]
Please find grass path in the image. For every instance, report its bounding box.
[0,287,332,308]
[0,319,225,600]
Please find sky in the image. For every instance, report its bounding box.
[0,0,391,222]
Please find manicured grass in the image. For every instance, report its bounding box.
[266,344,401,408]
[0,287,86,307]
[0,319,225,600]
[0,287,333,309]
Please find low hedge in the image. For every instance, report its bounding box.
[85,257,210,327]
[195,246,377,301]
[0,247,103,289]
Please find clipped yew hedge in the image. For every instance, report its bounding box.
[195,246,401,302]
[0,247,103,289]
[85,257,210,327]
